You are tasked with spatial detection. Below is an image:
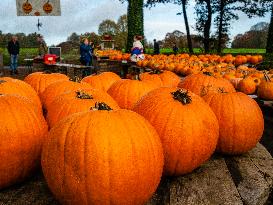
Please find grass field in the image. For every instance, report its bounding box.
[0,47,267,66]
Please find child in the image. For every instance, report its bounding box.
[130,35,145,62]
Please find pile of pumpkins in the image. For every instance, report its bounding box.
[0,70,265,204]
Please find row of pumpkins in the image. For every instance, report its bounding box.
[0,70,267,204]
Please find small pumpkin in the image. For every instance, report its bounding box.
[46,89,119,128]
[42,103,163,204]
[22,0,32,14]
[203,92,264,155]
[24,72,69,97]
[257,72,273,100]
[108,79,157,110]
[81,72,121,91]
[133,88,219,176]
[0,94,48,189]
[237,77,257,95]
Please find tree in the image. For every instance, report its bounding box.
[116,14,128,49]
[98,20,118,36]
[266,3,273,53]
[67,32,80,43]
[163,30,187,48]
[146,0,193,53]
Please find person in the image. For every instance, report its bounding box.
[153,39,160,55]
[173,43,179,54]
[80,38,92,76]
[7,36,20,75]
[37,35,48,57]
[130,35,145,62]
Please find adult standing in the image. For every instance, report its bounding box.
[37,35,48,57]
[173,43,179,54]
[153,39,160,55]
[80,38,92,77]
[7,36,20,75]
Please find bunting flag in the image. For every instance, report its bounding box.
[16,0,61,16]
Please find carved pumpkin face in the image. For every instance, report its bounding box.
[22,1,32,14]
[43,2,53,14]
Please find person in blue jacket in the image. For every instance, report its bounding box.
[80,38,92,76]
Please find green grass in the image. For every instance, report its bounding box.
[0,47,38,66]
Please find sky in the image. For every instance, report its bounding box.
[0,0,271,46]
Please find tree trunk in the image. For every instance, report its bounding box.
[182,0,193,53]
[204,0,212,53]
[126,0,144,53]
[217,0,225,54]
[266,3,273,54]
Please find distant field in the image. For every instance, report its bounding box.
[0,47,266,66]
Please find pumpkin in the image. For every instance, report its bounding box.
[257,72,273,100]
[133,88,219,176]
[81,72,121,91]
[229,78,243,90]
[24,72,69,97]
[43,1,53,14]
[237,77,257,95]
[203,92,264,155]
[108,79,157,110]
[46,89,119,128]
[0,77,42,110]
[40,80,93,109]
[22,0,32,14]
[0,94,48,189]
[139,72,163,87]
[42,103,163,205]
[179,72,235,96]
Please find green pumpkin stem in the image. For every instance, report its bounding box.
[171,89,192,105]
[91,102,113,111]
[76,91,93,99]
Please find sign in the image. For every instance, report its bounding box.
[48,47,61,57]
[16,0,61,16]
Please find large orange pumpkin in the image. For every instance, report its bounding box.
[257,72,273,100]
[46,89,119,128]
[133,88,219,176]
[24,72,69,97]
[0,77,42,110]
[108,79,157,110]
[0,94,48,189]
[40,80,93,109]
[42,103,163,205]
[203,92,264,155]
[81,72,121,91]
[179,73,235,96]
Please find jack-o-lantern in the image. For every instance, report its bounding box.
[43,1,53,14]
[22,0,32,14]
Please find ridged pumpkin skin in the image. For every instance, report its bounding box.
[0,77,42,110]
[133,88,219,176]
[24,72,69,97]
[237,77,257,95]
[179,73,235,96]
[203,92,264,155]
[139,73,163,87]
[42,108,163,205]
[257,81,273,100]
[0,95,48,189]
[46,89,119,128]
[108,79,157,110]
[81,72,121,91]
[40,80,93,109]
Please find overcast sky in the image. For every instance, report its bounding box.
[0,0,271,45]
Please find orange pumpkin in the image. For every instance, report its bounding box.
[108,79,157,109]
[257,72,273,100]
[133,88,219,176]
[203,92,264,154]
[82,72,121,91]
[42,103,163,204]
[229,78,243,90]
[46,89,119,128]
[0,94,48,189]
[40,80,93,109]
[0,77,42,110]
[237,77,257,95]
[24,72,69,97]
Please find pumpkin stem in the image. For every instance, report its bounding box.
[91,102,113,111]
[171,89,192,105]
[149,70,163,75]
[70,76,81,83]
[218,87,228,93]
[76,91,93,99]
[200,85,213,97]
[203,71,213,76]
[263,71,271,82]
